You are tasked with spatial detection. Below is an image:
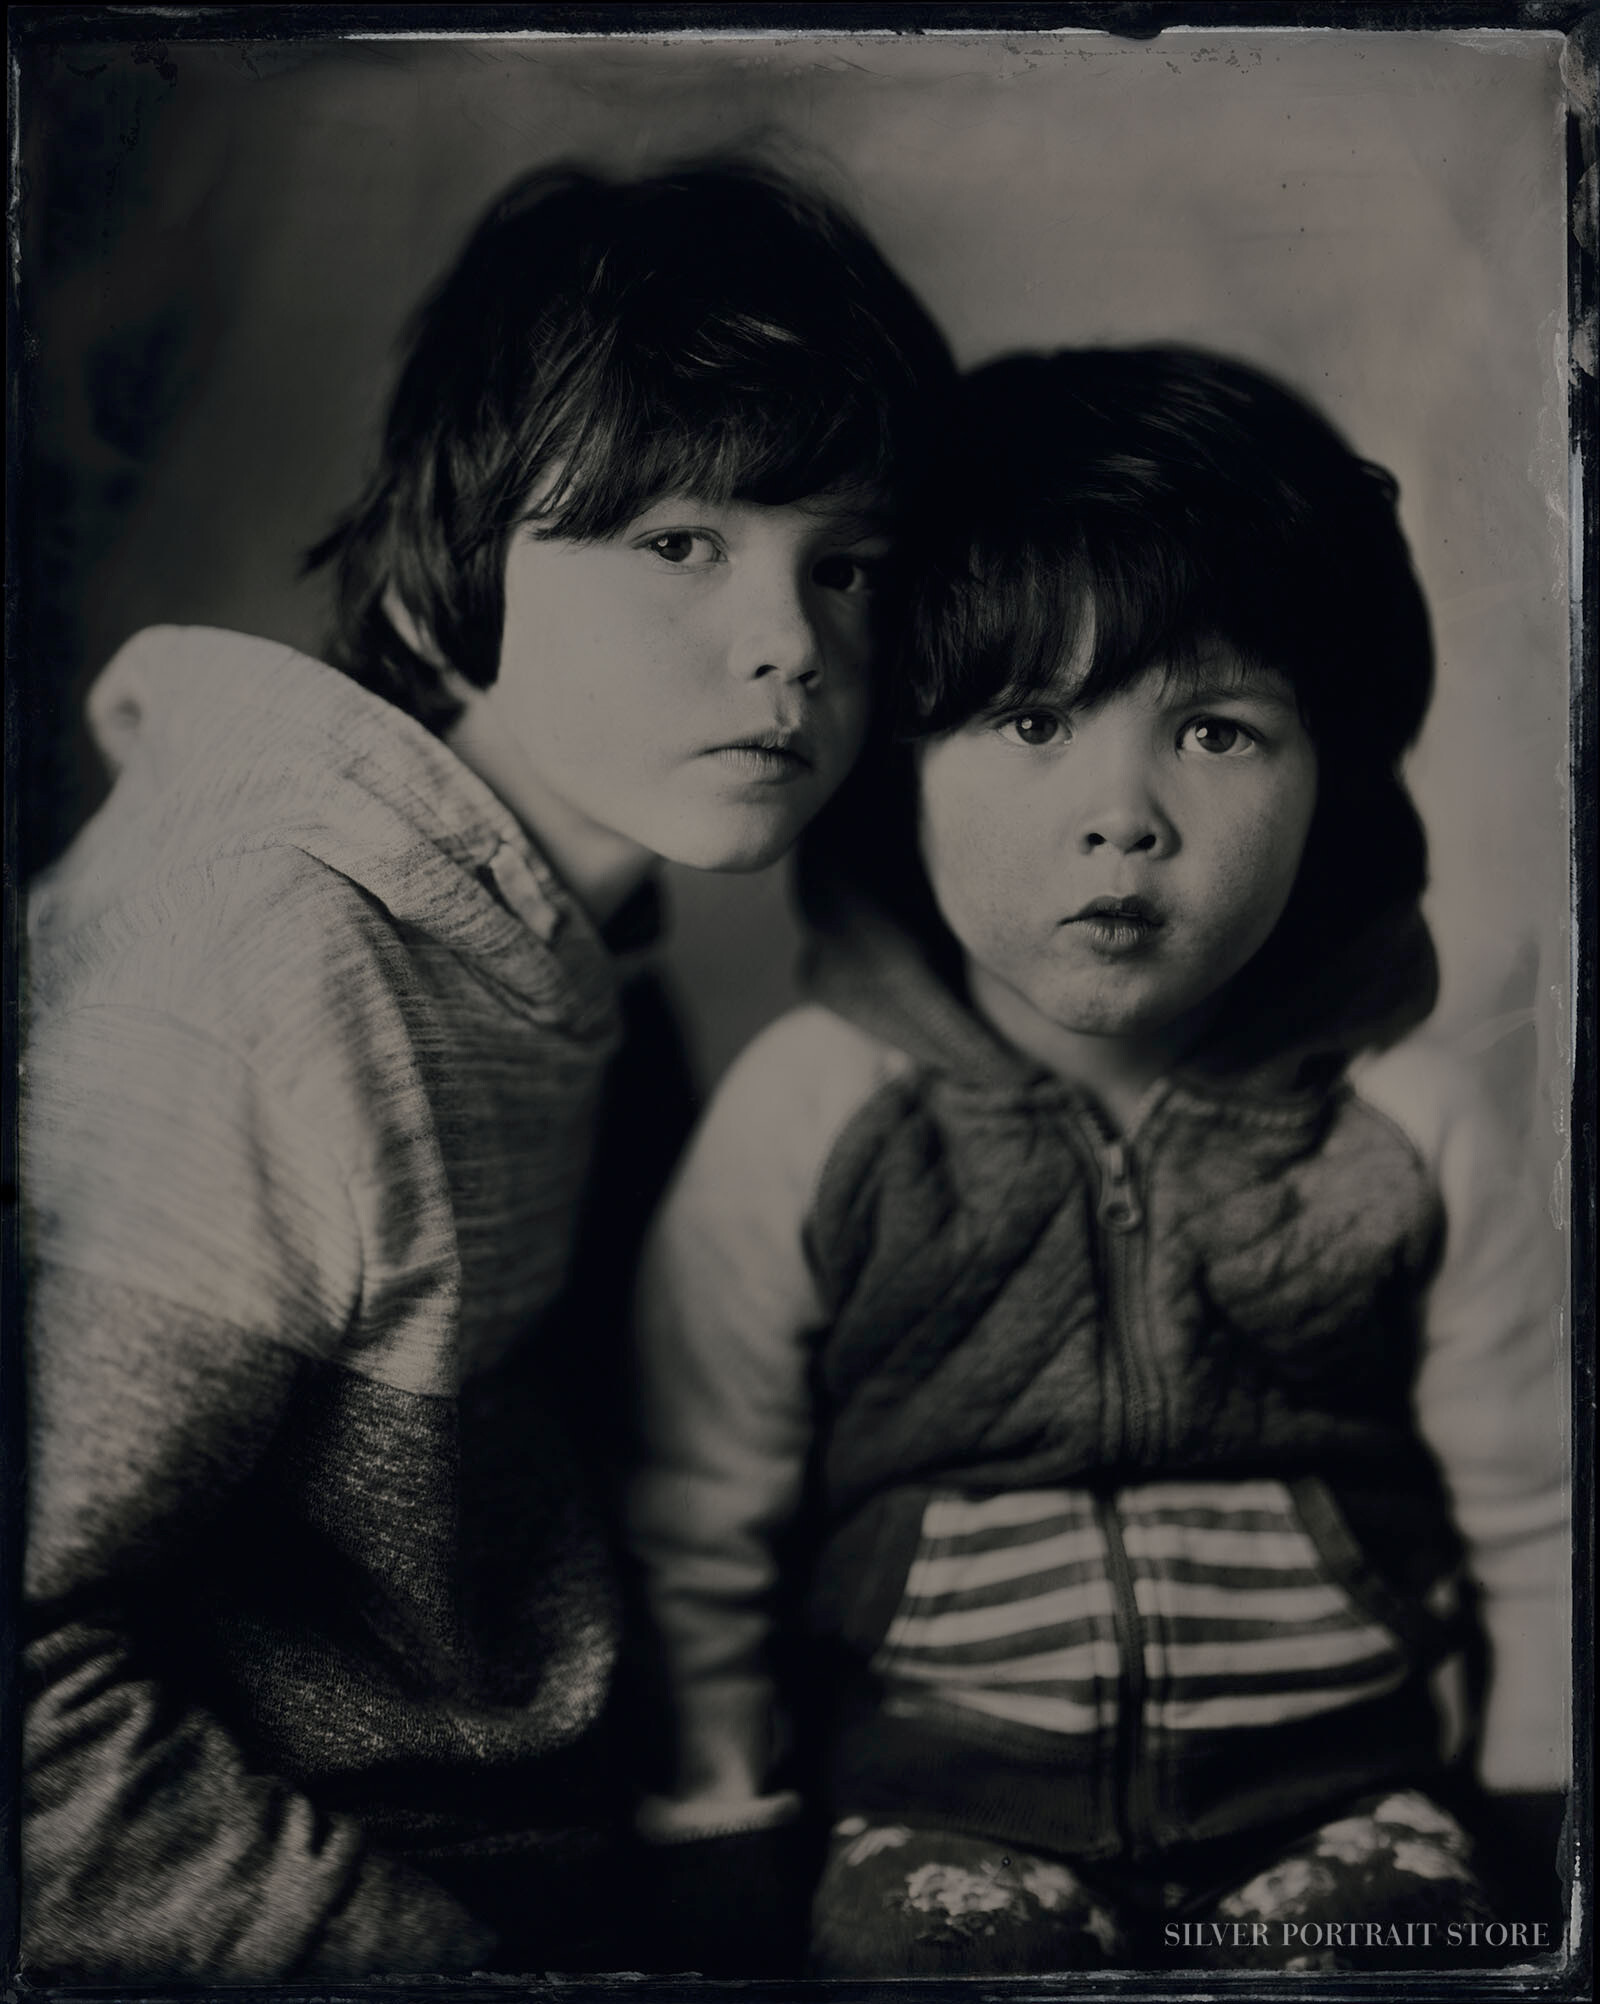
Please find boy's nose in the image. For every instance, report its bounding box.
[736,575,825,688]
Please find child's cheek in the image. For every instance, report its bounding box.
[1205,769,1318,945]
[917,751,1049,958]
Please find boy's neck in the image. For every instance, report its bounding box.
[966,962,1207,1133]
[443,687,655,928]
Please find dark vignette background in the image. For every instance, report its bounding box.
[5,5,1593,1998]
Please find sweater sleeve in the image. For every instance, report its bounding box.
[1354,1040,1569,1794]
[21,1004,497,1980]
[627,1006,905,1837]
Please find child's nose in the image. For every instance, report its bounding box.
[1074,757,1176,857]
[1081,814,1164,855]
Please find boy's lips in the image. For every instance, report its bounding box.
[701,727,815,781]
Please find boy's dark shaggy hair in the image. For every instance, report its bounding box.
[803,347,1440,1064]
[309,158,952,732]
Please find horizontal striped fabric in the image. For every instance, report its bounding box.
[873,1481,1409,1738]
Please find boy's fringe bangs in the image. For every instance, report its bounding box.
[312,339,908,728]
[307,159,954,722]
[494,218,929,544]
[519,347,904,543]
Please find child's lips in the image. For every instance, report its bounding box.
[1064,896,1164,951]
[1065,895,1163,928]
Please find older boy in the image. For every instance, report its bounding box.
[20,160,950,1980]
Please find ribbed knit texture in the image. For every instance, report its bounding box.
[22,628,626,1980]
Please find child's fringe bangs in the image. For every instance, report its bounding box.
[906,527,1237,737]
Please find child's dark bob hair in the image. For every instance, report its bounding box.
[803,347,1440,1063]
[310,157,952,732]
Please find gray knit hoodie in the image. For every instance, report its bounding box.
[22,627,628,1980]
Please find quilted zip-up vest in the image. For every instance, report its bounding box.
[794,898,1466,1859]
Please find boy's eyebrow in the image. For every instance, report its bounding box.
[799,492,898,539]
[630,492,897,541]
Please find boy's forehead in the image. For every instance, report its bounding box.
[654,483,897,534]
[828,484,895,516]
[786,484,898,533]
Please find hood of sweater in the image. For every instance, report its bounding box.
[30,626,619,1030]
[800,872,1438,1107]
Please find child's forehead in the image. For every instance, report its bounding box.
[1029,634,1297,709]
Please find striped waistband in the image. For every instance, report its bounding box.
[872,1479,1415,1740]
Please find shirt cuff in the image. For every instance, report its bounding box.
[636,1791,802,1844]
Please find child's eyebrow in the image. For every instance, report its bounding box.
[969,681,1072,724]
[1160,661,1300,710]
[974,664,1305,725]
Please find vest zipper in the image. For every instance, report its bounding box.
[1095,1491,1158,1855]
[1080,1120,1149,1463]
[1085,1121,1160,1852]
[1096,1136,1143,1233]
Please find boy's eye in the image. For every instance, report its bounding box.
[996,709,1068,748]
[1181,715,1257,756]
[637,530,723,567]
[812,552,887,595]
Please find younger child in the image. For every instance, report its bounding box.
[629,348,1568,1973]
[20,160,950,1981]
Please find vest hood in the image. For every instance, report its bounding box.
[800,862,1438,1101]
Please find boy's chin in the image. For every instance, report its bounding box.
[651,807,815,876]
[666,836,798,877]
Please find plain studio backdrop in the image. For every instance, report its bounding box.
[17,25,1573,1346]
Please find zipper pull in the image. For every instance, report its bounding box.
[1098,1137,1143,1231]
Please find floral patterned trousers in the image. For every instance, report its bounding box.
[808,1790,1509,1975]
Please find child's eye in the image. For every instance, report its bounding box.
[636,530,723,567]
[995,709,1068,748]
[1180,715,1257,756]
[812,552,888,595]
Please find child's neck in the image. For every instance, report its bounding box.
[444,688,654,928]
[966,962,1208,1134]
